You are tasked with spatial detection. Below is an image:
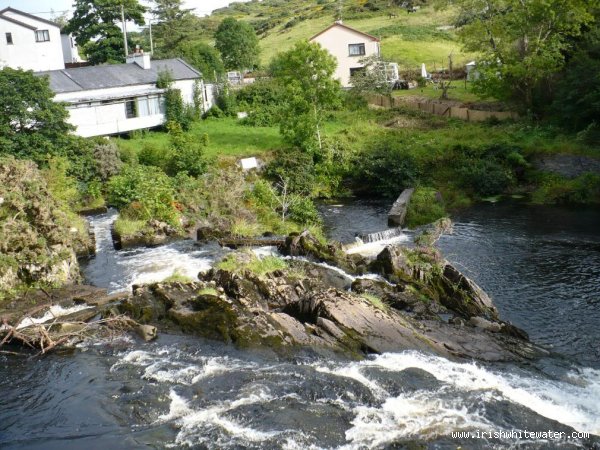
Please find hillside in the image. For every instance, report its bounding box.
[196,0,472,70]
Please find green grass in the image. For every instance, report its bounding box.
[405,187,447,228]
[115,118,283,162]
[163,269,194,283]
[256,5,472,70]
[198,287,219,296]
[216,252,288,276]
[361,293,388,311]
[393,82,490,103]
[113,217,146,237]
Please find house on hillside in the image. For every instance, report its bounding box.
[37,54,215,137]
[309,21,381,88]
[0,7,66,71]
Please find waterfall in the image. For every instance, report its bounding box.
[357,227,405,243]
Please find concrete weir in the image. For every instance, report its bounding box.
[388,188,414,227]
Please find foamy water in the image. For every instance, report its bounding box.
[109,345,600,448]
[83,211,225,293]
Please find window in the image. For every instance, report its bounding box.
[350,67,365,78]
[35,30,50,42]
[348,43,365,56]
[5,33,13,45]
[136,96,161,117]
[125,100,137,119]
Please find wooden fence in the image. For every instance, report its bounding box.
[367,94,519,122]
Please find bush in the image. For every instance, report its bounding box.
[532,173,600,205]
[457,159,513,197]
[288,195,321,225]
[202,104,225,119]
[265,148,316,194]
[107,165,179,225]
[92,139,122,180]
[355,140,420,196]
[405,187,447,228]
[215,87,237,116]
[139,142,168,170]
[165,130,208,178]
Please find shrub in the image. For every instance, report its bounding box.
[355,140,420,196]
[457,159,513,197]
[92,139,122,180]
[107,165,179,224]
[405,187,447,228]
[202,104,225,119]
[288,195,321,225]
[139,142,168,170]
[532,173,600,205]
[164,127,208,177]
[265,148,316,194]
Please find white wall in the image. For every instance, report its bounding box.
[0,14,64,71]
[311,25,380,87]
[61,34,81,64]
[57,80,210,137]
[66,100,166,137]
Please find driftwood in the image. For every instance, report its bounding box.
[0,313,139,355]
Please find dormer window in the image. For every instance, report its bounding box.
[349,43,365,56]
[35,30,50,42]
[6,32,13,45]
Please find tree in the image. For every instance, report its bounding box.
[350,55,393,98]
[0,68,75,164]
[438,0,598,109]
[214,18,260,71]
[179,42,226,82]
[65,0,146,64]
[150,0,197,58]
[552,23,600,131]
[271,41,341,152]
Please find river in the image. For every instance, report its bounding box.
[1,201,599,449]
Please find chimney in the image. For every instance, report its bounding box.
[126,49,151,70]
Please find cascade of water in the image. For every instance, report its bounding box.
[358,227,405,243]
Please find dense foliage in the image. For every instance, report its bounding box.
[214,18,260,71]
[0,68,75,163]
[271,41,342,152]
[440,0,598,109]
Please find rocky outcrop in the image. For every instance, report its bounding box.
[369,245,499,319]
[110,250,538,362]
[281,230,368,275]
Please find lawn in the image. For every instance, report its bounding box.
[114,117,284,160]
[257,5,473,71]
[393,82,488,103]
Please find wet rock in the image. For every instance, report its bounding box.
[470,316,502,332]
[281,230,367,275]
[370,245,498,320]
[135,324,158,341]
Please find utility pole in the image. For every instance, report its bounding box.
[121,4,128,57]
[149,16,154,54]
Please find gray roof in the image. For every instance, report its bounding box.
[0,7,60,28]
[37,58,201,94]
[0,14,38,30]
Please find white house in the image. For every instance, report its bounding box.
[310,21,380,88]
[61,34,82,64]
[37,55,214,137]
[0,7,65,71]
